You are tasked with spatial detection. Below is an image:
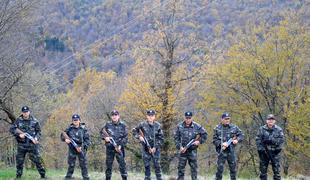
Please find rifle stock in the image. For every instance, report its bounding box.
[15,128,37,143]
[62,132,84,155]
[102,129,123,157]
[180,134,200,153]
[222,136,236,150]
[139,129,154,157]
[263,144,275,164]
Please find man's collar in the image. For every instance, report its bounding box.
[183,121,194,127]
[221,123,231,128]
[112,120,120,125]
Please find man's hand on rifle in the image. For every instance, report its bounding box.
[19,133,26,139]
[232,139,238,145]
[193,140,200,146]
[115,145,122,153]
[222,142,229,150]
[65,139,71,144]
[139,135,144,142]
[31,138,39,144]
[104,137,111,143]
[77,147,82,153]
[180,147,186,154]
[150,147,156,154]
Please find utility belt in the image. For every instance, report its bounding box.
[265,145,281,151]
[17,142,38,149]
[216,145,234,154]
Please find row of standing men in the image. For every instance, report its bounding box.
[10,106,285,180]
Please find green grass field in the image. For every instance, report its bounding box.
[0,168,304,180]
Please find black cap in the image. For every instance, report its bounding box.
[184,111,193,117]
[111,110,119,116]
[267,114,275,120]
[72,114,80,120]
[21,106,30,112]
[147,110,156,115]
[221,112,231,119]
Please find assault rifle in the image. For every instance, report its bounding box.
[222,136,236,150]
[102,129,123,157]
[262,137,276,164]
[139,129,154,157]
[15,128,38,144]
[62,132,84,156]
[180,134,201,153]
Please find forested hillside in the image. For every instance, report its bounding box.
[0,0,309,178]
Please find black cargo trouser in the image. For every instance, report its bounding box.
[65,148,89,180]
[105,146,127,180]
[215,150,237,180]
[16,144,45,178]
[258,150,281,180]
[177,149,198,180]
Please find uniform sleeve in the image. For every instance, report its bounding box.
[100,124,108,139]
[60,127,70,141]
[174,126,181,150]
[198,125,208,144]
[132,123,142,139]
[34,121,42,140]
[255,128,264,151]
[235,126,244,142]
[273,128,284,148]
[120,124,128,146]
[155,126,164,148]
[212,127,221,147]
[83,129,91,148]
[9,119,19,137]
[64,127,70,134]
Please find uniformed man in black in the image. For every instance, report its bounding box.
[174,111,208,180]
[256,114,285,180]
[213,112,244,180]
[100,110,128,180]
[10,106,46,179]
[61,114,90,180]
[132,110,164,180]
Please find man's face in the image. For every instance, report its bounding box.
[184,116,193,125]
[266,118,275,127]
[147,114,155,122]
[221,117,231,125]
[72,119,80,126]
[111,114,120,123]
[22,111,30,119]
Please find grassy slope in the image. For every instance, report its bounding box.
[0,168,300,180]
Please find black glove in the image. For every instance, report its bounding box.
[263,139,272,145]
[84,145,88,152]
[258,150,265,154]
[272,149,281,155]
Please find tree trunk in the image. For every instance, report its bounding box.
[283,154,289,176]
[160,58,174,173]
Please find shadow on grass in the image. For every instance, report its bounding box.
[0,168,305,180]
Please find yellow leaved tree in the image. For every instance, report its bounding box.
[199,16,310,175]
[42,69,117,169]
[118,1,209,172]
